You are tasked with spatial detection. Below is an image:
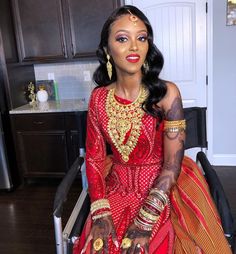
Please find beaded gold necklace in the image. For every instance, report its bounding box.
[106,86,148,162]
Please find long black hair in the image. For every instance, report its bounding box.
[93,5,167,119]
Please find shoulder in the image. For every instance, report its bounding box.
[88,86,109,110]
[90,86,107,101]
[159,81,184,119]
[164,81,181,98]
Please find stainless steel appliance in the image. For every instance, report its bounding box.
[0,28,13,190]
[0,113,12,189]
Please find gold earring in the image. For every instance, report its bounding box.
[143,61,149,73]
[106,54,112,80]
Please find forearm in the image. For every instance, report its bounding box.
[86,91,107,202]
[134,120,186,232]
[152,143,184,194]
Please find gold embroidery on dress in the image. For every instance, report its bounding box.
[106,86,148,162]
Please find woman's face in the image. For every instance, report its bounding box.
[107,14,149,77]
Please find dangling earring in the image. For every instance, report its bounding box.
[106,54,112,80]
[143,61,149,74]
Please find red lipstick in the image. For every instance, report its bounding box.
[126,54,140,63]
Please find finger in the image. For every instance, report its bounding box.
[127,244,135,254]
[134,244,140,254]
[144,243,149,254]
[111,228,119,248]
[103,238,109,254]
[121,248,127,254]
[81,234,93,254]
[135,244,145,254]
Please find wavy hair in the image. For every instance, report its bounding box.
[93,5,167,119]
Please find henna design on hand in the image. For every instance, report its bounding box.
[127,228,152,239]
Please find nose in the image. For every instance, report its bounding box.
[129,39,138,51]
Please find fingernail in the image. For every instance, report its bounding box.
[114,240,119,248]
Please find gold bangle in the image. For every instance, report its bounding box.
[90,204,111,214]
[91,211,112,221]
[163,119,186,132]
[90,199,110,213]
[138,210,158,224]
[139,207,159,222]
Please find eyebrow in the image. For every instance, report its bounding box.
[114,29,148,34]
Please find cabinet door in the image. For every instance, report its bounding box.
[16,131,69,177]
[65,0,122,58]
[68,130,80,167]
[0,0,18,63]
[11,0,67,62]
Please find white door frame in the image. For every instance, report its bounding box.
[206,0,213,163]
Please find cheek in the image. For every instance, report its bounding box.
[109,46,126,62]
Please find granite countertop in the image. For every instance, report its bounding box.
[9,99,88,114]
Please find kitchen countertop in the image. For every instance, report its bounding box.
[9,99,88,114]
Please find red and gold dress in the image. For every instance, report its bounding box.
[73,87,231,254]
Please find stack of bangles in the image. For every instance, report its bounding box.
[90,198,111,221]
[134,189,170,231]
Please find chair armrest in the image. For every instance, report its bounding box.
[196,151,235,249]
[53,156,84,218]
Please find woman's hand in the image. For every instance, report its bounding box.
[121,223,151,254]
[81,215,118,254]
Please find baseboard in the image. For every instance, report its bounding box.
[212,154,236,166]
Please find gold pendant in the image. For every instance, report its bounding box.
[116,119,131,143]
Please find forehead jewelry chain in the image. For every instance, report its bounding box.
[127,10,138,26]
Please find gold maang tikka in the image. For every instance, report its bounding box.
[127,10,138,26]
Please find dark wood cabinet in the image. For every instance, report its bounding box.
[11,0,67,62]
[11,112,85,180]
[17,131,68,177]
[11,0,123,63]
[0,0,18,63]
[65,0,121,58]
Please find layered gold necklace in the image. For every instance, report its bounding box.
[106,86,148,162]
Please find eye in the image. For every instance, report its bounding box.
[138,35,148,42]
[115,36,128,43]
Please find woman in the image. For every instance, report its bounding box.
[73,5,232,254]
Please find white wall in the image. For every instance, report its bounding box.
[212,0,236,165]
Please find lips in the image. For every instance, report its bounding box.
[126,54,140,63]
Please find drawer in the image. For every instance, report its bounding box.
[12,113,65,131]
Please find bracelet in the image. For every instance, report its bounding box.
[90,199,110,214]
[145,199,164,213]
[146,195,165,210]
[92,211,112,221]
[149,189,169,206]
[134,217,153,231]
[139,207,159,222]
[163,119,186,133]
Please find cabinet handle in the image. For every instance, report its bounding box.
[33,121,44,125]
